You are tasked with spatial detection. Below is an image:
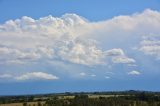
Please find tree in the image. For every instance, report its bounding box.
[23,102,27,106]
[38,102,42,106]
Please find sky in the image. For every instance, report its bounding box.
[0,0,160,95]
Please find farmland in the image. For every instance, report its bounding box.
[1,91,160,106]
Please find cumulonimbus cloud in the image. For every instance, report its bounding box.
[0,12,141,66]
[0,9,160,80]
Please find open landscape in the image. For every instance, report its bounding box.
[1,91,160,106]
[0,0,160,106]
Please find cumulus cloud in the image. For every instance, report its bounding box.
[105,76,110,79]
[57,39,106,66]
[112,56,135,64]
[78,73,97,78]
[138,35,160,59]
[105,48,135,64]
[128,70,141,75]
[15,72,59,81]
[79,72,86,76]
[90,74,96,77]
[0,9,160,65]
[0,13,135,66]
[0,13,105,66]
[0,9,160,73]
[105,48,125,56]
[0,72,59,81]
[0,74,12,79]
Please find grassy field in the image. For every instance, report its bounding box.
[56,95,117,99]
[1,91,160,106]
[0,101,45,106]
[0,95,115,106]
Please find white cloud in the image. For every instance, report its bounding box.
[58,40,106,66]
[139,35,160,59]
[140,45,160,56]
[105,48,125,56]
[105,48,135,64]
[0,46,42,64]
[0,72,59,81]
[0,74,12,78]
[0,9,160,81]
[105,76,110,79]
[128,70,141,75]
[15,72,59,81]
[79,72,86,76]
[0,9,160,68]
[112,56,135,64]
[90,74,96,77]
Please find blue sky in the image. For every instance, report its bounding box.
[0,0,160,95]
[0,0,160,22]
